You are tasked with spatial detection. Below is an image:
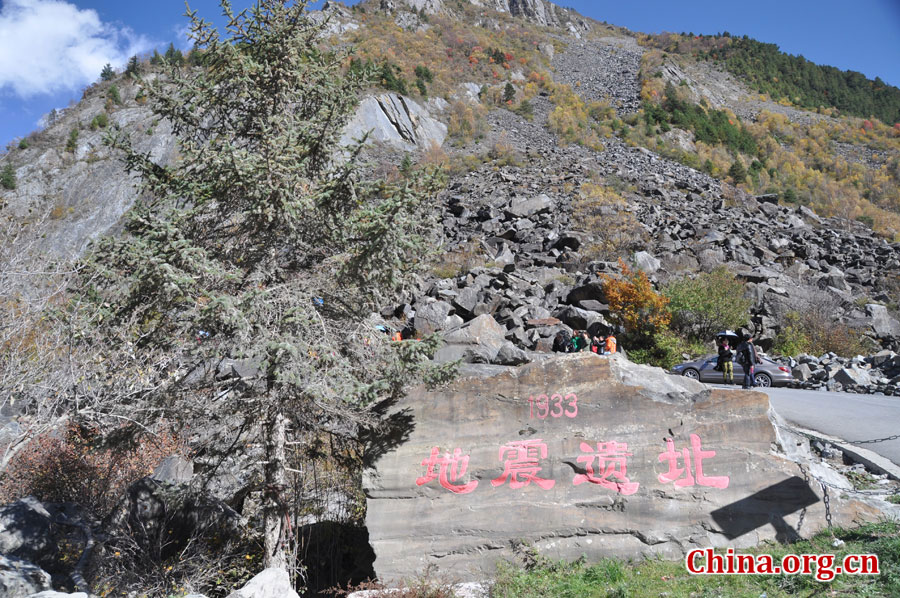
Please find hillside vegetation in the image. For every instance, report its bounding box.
[643,32,900,125]
[635,45,900,238]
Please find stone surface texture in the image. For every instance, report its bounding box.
[0,554,51,598]
[340,94,447,152]
[364,353,878,582]
[225,567,300,598]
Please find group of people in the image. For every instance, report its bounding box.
[715,335,762,389]
[553,329,617,355]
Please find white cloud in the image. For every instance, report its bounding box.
[173,23,192,51]
[0,0,154,97]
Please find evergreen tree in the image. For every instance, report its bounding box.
[100,63,115,81]
[149,49,163,65]
[83,0,451,581]
[0,163,15,190]
[728,160,747,184]
[164,42,184,66]
[125,55,141,77]
[186,47,203,66]
[503,82,516,103]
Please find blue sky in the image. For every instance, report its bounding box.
[1,0,899,147]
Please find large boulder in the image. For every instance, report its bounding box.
[0,498,58,568]
[632,250,661,274]
[0,554,51,598]
[363,354,878,582]
[866,304,900,338]
[435,315,507,364]
[506,194,553,218]
[831,367,872,388]
[414,301,453,336]
[553,306,608,331]
[225,568,300,598]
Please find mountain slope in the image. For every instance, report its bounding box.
[2,0,900,360]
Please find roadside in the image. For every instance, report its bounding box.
[757,386,900,468]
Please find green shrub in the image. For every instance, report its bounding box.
[18,138,29,150]
[627,330,689,370]
[664,266,751,340]
[0,163,15,190]
[378,61,407,94]
[65,128,79,153]
[90,112,109,130]
[644,82,757,156]
[772,312,811,356]
[856,214,874,228]
[514,99,534,120]
[414,65,433,82]
[107,84,122,106]
[772,307,874,357]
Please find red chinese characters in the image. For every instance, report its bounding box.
[573,441,639,495]
[416,447,479,494]
[491,439,556,490]
[657,434,730,489]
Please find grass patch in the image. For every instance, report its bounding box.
[492,520,900,598]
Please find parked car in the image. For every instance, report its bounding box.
[670,354,793,387]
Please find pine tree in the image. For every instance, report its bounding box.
[503,82,516,103]
[125,55,141,77]
[728,160,747,184]
[164,42,184,66]
[83,0,451,580]
[100,63,115,81]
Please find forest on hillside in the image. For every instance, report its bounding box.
[643,32,900,125]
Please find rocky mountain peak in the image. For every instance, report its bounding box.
[377,0,591,33]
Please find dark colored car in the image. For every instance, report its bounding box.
[670,354,793,387]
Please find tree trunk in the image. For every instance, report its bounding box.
[263,408,289,570]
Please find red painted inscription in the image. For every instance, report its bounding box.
[657,434,730,489]
[528,393,578,419]
[416,447,479,494]
[573,441,639,495]
[491,439,556,489]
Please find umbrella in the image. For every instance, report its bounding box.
[715,330,740,342]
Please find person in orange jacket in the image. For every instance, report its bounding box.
[604,333,617,354]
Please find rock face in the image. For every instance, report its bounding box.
[0,554,51,598]
[341,93,447,152]
[0,497,57,566]
[363,353,877,582]
[470,0,590,33]
[1,82,176,258]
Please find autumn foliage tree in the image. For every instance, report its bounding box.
[600,259,671,341]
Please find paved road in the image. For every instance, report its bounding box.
[758,387,900,466]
